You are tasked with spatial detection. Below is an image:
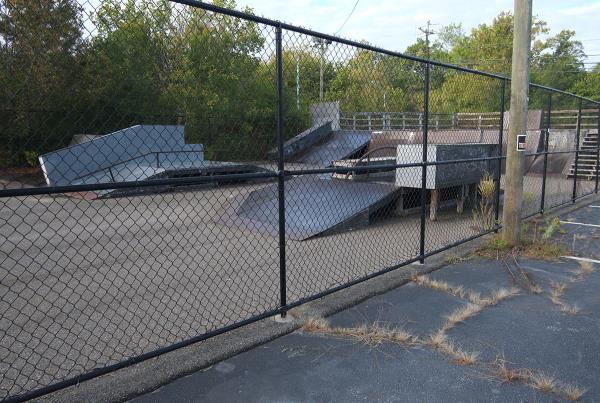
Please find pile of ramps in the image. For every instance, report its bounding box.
[39,125,265,198]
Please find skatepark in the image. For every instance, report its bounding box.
[2,101,596,398]
[36,102,597,238]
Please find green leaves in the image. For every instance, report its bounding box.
[0,0,84,165]
[0,2,597,169]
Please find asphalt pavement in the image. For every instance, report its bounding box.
[132,205,600,402]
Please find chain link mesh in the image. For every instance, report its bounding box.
[0,0,599,400]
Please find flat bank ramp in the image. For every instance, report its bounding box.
[291,131,371,166]
[227,176,399,240]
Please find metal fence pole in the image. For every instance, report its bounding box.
[494,79,506,230]
[572,99,582,202]
[596,105,600,193]
[419,62,430,263]
[540,93,551,213]
[275,25,287,316]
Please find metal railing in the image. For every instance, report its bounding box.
[340,111,500,131]
[340,109,597,131]
[551,109,599,129]
[72,150,204,182]
[0,1,599,402]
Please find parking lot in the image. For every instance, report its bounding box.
[133,202,600,402]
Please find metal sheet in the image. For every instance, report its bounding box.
[228,176,399,240]
[39,125,203,186]
[290,131,371,166]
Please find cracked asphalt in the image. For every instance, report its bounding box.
[132,205,600,403]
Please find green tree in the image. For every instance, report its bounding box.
[416,12,590,112]
[431,72,502,113]
[436,23,467,54]
[531,30,585,91]
[329,47,422,113]
[570,64,600,102]
[178,0,277,160]
[0,0,84,165]
[444,12,548,76]
[79,0,179,135]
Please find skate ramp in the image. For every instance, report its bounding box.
[226,176,400,240]
[39,125,203,186]
[272,122,371,167]
[290,131,371,166]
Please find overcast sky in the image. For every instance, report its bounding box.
[232,0,600,69]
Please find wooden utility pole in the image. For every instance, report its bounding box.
[313,38,331,103]
[419,21,436,59]
[502,0,533,245]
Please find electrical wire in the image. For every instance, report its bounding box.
[334,0,360,36]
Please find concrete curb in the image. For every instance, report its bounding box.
[37,193,600,403]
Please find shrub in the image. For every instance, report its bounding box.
[472,172,496,231]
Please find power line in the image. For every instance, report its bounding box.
[334,0,360,36]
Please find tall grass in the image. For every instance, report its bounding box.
[472,171,496,231]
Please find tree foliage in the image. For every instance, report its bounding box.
[0,1,597,167]
[0,0,84,164]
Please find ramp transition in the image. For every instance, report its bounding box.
[273,122,371,167]
[223,176,400,240]
[290,131,371,167]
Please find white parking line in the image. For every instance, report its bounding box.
[588,205,600,208]
[560,220,600,228]
[562,256,600,265]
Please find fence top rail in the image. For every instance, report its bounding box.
[170,0,600,105]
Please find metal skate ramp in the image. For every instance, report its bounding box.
[290,131,372,166]
[39,125,204,186]
[225,176,400,240]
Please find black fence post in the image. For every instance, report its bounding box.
[540,93,551,214]
[275,24,287,316]
[572,99,582,202]
[419,61,430,263]
[494,79,506,230]
[596,105,600,193]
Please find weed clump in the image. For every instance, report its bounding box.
[301,318,419,347]
[560,303,581,315]
[301,317,331,332]
[530,372,557,393]
[563,384,587,401]
[427,331,479,366]
[578,261,594,275]
[412,275,467,300]
[472,172,497,231]
[445,254,468,264]
[540,217,562,240]
[519,240,568,261]
[475,235,567,261]
[474,236,511,259]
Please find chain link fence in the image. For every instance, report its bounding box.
[0,0,599,401]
